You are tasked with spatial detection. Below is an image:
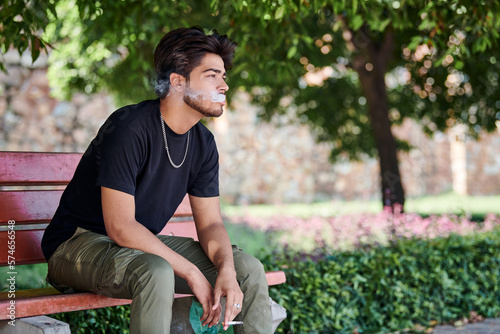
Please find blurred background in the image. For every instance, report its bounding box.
[1,1,499,333]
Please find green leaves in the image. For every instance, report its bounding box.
[53,305,131,333]
[0,0,57,68]
[275,6,286,20]
[350,15,364,31]
[286,45,297,59]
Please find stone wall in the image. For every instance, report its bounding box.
[214,97,458,204]
[0,50,114,153]
[1,50,499,204]
[466,132,500,195]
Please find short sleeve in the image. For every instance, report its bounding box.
[188,136,219,197]
[96,122,144,196]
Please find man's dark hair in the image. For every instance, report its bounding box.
[153,26,237,99]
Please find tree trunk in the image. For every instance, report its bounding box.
[351,27,405,210]
[361,70,405,210]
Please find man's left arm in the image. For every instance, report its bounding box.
[189,195,243,330]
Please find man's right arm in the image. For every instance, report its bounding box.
[101,186,221,327]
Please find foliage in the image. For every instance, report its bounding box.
[0,263,48,291]
[224,218,273,256]
[260,228,500,333]
[0,0,56,71]
[42,0,219,102]
[52,306,130,334]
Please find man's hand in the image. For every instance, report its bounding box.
[187,268,221,328]
[189,195,243,330]
[212,268,243,331]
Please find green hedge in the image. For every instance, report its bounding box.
[53,306,130,333]
[260,228,500,333]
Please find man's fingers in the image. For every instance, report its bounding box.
[223,308,234,331]
[212,270,244,330]
[223,300,242,330]
[200,301,212,322]
[207,304,221,327]
[212,287,222,311]
[202,302,221,327]
[202,310,215,327]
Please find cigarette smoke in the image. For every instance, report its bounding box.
[211,91,226,103]
[154,77,170,98]
[185,88,226,103]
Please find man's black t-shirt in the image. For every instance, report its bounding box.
[41,99,219,260]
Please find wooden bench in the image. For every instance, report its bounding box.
[0,151,286,332]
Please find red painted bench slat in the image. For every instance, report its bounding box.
[0,190,63,224]
[0,230,45,266]
[159,220,198,240]
[0,193,193,225]
[0,152,81,185]
[0,191,194,226]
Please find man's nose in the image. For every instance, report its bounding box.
[219,79,229,92]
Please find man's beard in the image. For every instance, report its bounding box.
[183,87,224,118]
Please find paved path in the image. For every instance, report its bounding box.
[433,318,500,334]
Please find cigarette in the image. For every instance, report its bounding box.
[222,321,244,325]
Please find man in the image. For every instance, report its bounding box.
[41,26,272,333]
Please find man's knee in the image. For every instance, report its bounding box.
[234,251,266,281]
[127,253,175,296]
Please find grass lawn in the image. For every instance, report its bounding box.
[220,192,500,218]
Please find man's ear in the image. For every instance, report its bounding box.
[169,73,186,92]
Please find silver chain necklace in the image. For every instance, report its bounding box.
[160,112,190,168]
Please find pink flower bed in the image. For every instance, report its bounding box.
[228,209,500,252]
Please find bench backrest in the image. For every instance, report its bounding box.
[0,151,197,267]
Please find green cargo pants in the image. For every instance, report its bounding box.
[47,228,272,334]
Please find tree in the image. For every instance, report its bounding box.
[2,0,500,209]
[213,0,500,209]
